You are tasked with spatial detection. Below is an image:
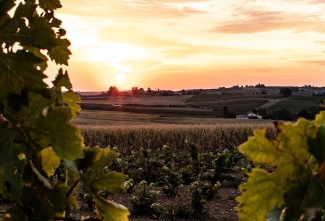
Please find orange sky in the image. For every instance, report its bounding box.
[44,0,325,91]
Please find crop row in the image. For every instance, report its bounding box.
[80,124,276,150]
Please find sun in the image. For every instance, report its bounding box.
[116,73,126,83]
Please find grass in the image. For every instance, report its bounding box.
[189,99,269,114]
[266,96,323,114]
[72,110,274,127]
[186,94,282,103]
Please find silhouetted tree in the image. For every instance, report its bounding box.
[131,87,139,96]
[108,85,120,96]
[182,89,186,95]
[279,88,292,98]
[223,106,229,118]
[139,88,145,96]
[274,109,292,120]
[298,109,311,120]
[260,91,267,94]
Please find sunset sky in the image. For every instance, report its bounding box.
[45,0,325,91]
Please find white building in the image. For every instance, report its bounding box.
[236,113,262,119]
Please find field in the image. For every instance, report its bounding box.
[81,95,193,105]
[266,96,323,114]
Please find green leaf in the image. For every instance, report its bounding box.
[0,51,50,104]
[0,121,27,203]
[62,91,81,118]
[48,38,71,65]
[21,184,65,221]
[236,119,318,221]
[0,205,27,221]
[308,125,325,165]
[95,197,130,221]
[77,147,127,194]
[40,147,60,176]
[22,93,84,161]
[53,183,79,209]
[39,0,62,11]
[22,45,48,71]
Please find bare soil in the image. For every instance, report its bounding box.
[0,185,241,221]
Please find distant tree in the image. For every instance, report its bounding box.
[147,87,152,92]
[279,88,292,98]
[260,91,267,94]
[256,108,267,116]
[223,106,229,118]
[298,109,311,120]
[108,85,120,96]
[186,91,192,95]
[274,109,292,120]
[228,111,237,118]
[255,83,265,88]
[182,89,186,95]
[252,109,257,114]
[139,88,145,96]
[290,87,299,92]
[312,92,315,96]
[132,87,139,96]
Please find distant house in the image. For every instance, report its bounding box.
[236,115,249,119]
[236,113,262,119]
[248,113,262,119]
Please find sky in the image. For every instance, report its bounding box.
[44,0,325,91]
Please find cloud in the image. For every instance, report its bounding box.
[209,9,325,34]
[315,40,325,44]
[294,60,325,65]
[61,0,208,21]
[306,0,325,5]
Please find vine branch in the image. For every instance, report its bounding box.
[66,179,80,198]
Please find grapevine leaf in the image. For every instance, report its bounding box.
[0,121,27,203]
[76,147,127,194]
[52,68,72,91]
[0,205,27,221]
[48,38,71,65]
[95,197,130,221]
[50,17,62,28]
[62,91,81,118]
[23,93,84,161]
[0,0,15,19]
[53,183,79,209]
[308,125,325,165]
[22,45,48,71]
[315,111,325,125]
[236,119,318,221]
[21,184,65,221]
[0,51,50,103]
[64,161,80,188]
[39,0,62,11]
[40,147,60,176]
[266,205,285,221]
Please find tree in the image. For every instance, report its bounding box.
[108,85,120,96]
[0,1,129,221]
[260,91,267,94]
[132,87,139,96]
[297,109,311,120]
[139,88,145,96]
[147,87,152,92]
[182,89,186,95]
[223,106,229,118]
[279,88,292,97]
[274,109,292,120]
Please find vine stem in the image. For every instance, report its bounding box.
[66,179,80,198]
[49,167,61,183]
[0,115,6,122]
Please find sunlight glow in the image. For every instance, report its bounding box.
[116,73,126,82]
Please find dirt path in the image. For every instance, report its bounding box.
[258,98,287,109]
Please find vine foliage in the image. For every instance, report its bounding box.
[236,111,325,221]
[0,0,129,220]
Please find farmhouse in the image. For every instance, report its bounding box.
[236,113,262,119]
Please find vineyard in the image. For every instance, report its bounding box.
[2,0,325,221]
